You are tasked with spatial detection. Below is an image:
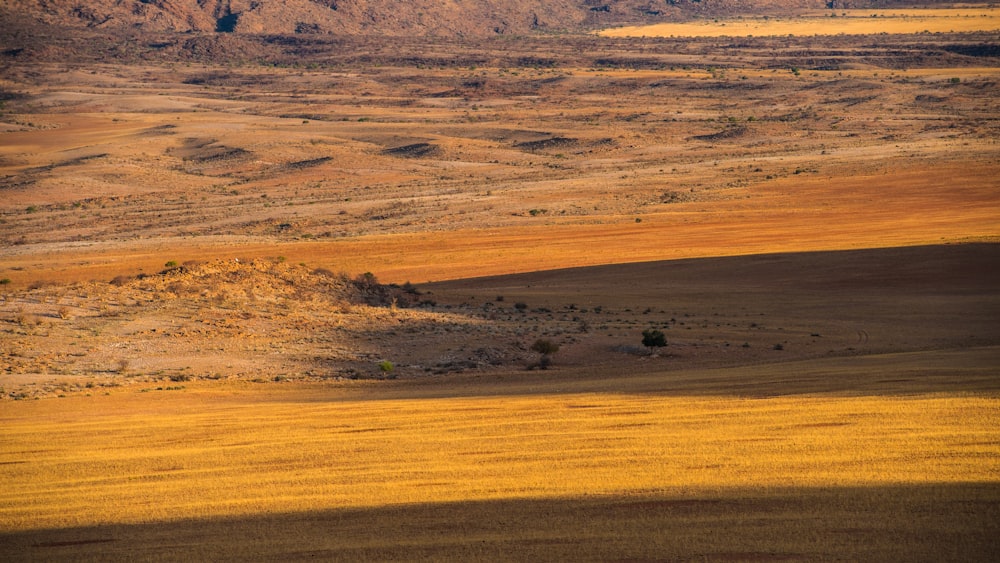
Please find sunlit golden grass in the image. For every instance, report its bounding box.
[2,346,998,559]
[2,368,997,534]
[6,159,997,288]
[601,9,1000,38]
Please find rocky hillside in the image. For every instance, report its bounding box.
[0,0,958,37]
[0,258,534,397]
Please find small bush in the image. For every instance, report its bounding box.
[379,360,394,374]
[13,311,35,326]
[531,339,560,356]
[642,329,667,349]
[529,339,560,370]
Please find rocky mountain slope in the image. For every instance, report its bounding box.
[0,0,960,37]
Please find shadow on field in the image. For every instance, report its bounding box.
[386,242,1000,398]
[428,243,1000,299]
[4,483,998,562]
[333,345,1000,403]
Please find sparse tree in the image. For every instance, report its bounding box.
[642,329,667,353]
[530,338,560,369]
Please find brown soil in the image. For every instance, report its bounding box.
[0,13,997,399]
[2,243,997,398]
[0,9,997,563]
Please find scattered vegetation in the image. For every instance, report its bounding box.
[0,9,997,559]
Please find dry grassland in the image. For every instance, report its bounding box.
[602,8,1000,38]
[1,13,999,561]
[2,357,999,560]
[2,63,997,285]
[2,245,998,560]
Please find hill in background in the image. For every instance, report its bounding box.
[0,0,965,37]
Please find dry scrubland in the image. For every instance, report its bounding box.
[2,8,1000,561]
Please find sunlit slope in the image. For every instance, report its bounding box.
[5,159,997,287]
[602,9,1000,37]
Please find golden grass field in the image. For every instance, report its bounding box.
[2,6,1000,561]
[2,348,999,560]
[601,8,1000,38]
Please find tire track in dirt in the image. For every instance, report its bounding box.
[857,330,870,345]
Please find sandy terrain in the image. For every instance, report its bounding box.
[2,51,997,288]
[2,35,997,394]
[0,9,998,561]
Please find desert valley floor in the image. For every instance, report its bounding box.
[1,5,999,561]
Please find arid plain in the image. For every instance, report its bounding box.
[2,6,1000,561]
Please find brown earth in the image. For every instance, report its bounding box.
[1,22,998,396]
[0,20,1000,561]
[0,11,998,561]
